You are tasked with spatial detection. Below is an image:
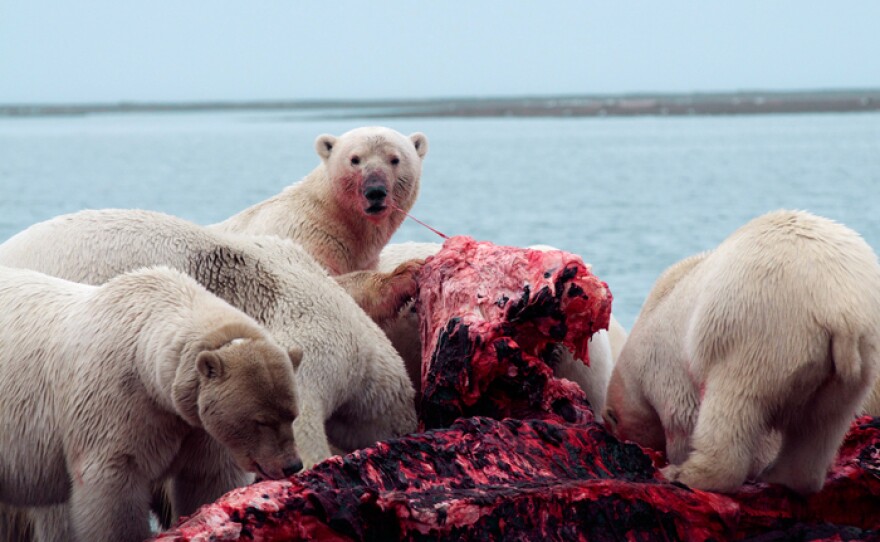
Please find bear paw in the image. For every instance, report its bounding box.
[383,258,424,313]
[661,460,744,493]
[334,260,423,324]
[660,464,683,483]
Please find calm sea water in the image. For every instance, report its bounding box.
[1,111,878,329]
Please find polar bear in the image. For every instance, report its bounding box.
[602,210,880,494]
[0,265,300,542]
[212,126,428,276]
[0,209,417,471]
[377,241,628,419]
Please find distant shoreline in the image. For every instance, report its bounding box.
[2,89,879,119]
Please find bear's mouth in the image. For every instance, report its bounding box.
[255,461,288,481]
[250,461,270,481]
[364,202,388,215]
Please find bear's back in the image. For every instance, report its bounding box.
[0,265,93,364]
[687,210,880,377]
[0,209,218,285]
[699,210,880,327]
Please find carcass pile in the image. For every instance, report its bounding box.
[153,237,880,541]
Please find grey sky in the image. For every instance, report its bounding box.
[2,1,879,104]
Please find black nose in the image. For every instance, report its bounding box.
[282,460,303,477]
[364,185,387,202]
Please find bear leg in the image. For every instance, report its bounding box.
[665,369,769,493]
[29,505,73,542]
[69,467,151,542]
[760,375,868,494]
[325,373,417,452]
[293,395,334,469]
[170,430,253,520]
[334,259,423,325]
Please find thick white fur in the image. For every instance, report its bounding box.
[863,385,880,416]
[212,126,428,275]
[604,210,880,494]
[0,209,417,470]
[378,241,627,418]
[0,266,297,542]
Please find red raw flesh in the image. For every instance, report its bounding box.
[152,237,880,541]
[417,236,612,428]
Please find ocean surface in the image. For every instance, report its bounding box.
[1,110,878,330]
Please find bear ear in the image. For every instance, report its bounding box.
[288,347,303,370]
[315,134,337,161]
[196,351,226,380]
[409,132,428,159]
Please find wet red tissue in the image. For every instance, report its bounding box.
[152,237,880,541]
[416,236,612,428]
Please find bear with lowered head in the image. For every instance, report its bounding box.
[0,265,301,542]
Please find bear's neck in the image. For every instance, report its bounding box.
[298,167,403,274]
[89,279,202,423]
[137,309,204,426]
[216,165,404,275]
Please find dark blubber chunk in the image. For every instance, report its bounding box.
[153,238,880,541]
[152,415,880,541]
[154,418,737,541]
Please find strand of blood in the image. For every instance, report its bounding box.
[390,201,450,239]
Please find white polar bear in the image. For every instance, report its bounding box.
[212,126,428,276]
[0,265,300,542]
[603,210,880,494]
[0,209,417,471]
[377,241,628,419]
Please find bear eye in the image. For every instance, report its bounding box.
[390,157,400,166]
[350,156,360,166]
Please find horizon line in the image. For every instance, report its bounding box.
[3,87,880,119]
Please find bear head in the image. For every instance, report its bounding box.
[602,367,666,454]
[315,126,428,223]
[195,337,303,479]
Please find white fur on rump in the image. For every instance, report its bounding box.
[377,241,628,419]
[0,209,417,471]
[603,210,880,495]
[0,265,299,542]
[212,126,428,275]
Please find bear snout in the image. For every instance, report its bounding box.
[364,184,387,203]
[362,172,389,214]
[254,455,302,480]
[282,458,304,477]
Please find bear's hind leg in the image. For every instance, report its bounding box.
[760,374,868,495]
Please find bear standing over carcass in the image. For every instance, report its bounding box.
[603,210,880,494]
[0,265,300,542]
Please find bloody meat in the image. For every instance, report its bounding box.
[153,237,880,541]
